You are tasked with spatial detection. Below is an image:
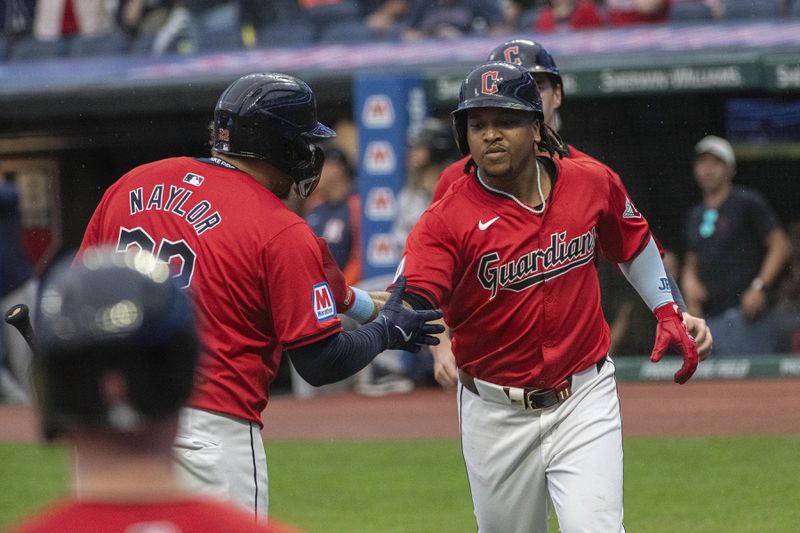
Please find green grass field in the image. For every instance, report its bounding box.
[1,436,798,532]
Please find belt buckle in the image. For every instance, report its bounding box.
[523,388,540,410]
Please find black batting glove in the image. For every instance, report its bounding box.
[378,275,444,352]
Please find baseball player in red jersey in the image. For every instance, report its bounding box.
[394,62,698,532]
[6,249,302,533]
[77,73,443,520]
[429,39,712,388]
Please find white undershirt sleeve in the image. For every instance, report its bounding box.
[618,236,674,312]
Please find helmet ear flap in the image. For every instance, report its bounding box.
[291,144,325,199]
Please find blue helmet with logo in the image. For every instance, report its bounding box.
[451,61,544,155]
[213,72,336,198]
[487,39,562,89]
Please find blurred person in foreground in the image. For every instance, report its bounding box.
[6,248,301,533]
[682,135,791,356]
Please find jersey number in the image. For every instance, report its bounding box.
[116,227,197,288]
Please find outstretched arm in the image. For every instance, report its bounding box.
[288,276,444,386]
[619,237,699,383]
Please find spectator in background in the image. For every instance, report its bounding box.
[774,221,800,354]
[533,0,604,32]
[364,0,411,37]
[305,145,362,286]
[606,0,670,25]
[402,0,509,41]
[33,0,116,40]
[378,117,457,390]
[682,135,792,356]
[391,117,457,259]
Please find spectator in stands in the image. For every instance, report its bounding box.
[382,117,457,389]
[33,0,116,40]
[402,0,509,41]
[774,220,800,354]
[682,135,792,356]
[532,0,605,32]
[606,0,670,25]
[305,145,362,287]
[118,0,176,38]
[364,0,411,37]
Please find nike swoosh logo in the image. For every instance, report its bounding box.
[394,325,413,342]
[478,216,500,231]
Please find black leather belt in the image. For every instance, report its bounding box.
[458,358,606,410]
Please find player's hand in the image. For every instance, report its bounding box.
[316,237,355,312]
[740,287,767,321]
[651,303,699,384]
[379,275,444,352]
[683,312,712,361]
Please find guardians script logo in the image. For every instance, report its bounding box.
[477,228,597,298]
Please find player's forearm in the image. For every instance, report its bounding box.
[666,272,687,312]
[287,324,388,386]
[618,237,673,312]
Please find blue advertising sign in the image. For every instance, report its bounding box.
[354,73,426,285]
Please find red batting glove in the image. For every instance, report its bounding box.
[651,303,699,384]
[316,236,355,312]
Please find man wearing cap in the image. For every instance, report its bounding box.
[682,135,791,355]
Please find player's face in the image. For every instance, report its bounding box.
[693,153,734,194]
[467,108,540,181]
[533,74,561,129]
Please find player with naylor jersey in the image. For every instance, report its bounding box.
[393,61,698,532]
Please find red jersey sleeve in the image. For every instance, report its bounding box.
[596,168,651,263]
[400,210,459,308]
[264,222,342,349]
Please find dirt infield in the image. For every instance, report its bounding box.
[2,378,799,442]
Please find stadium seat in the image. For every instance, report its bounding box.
[8,36,67,62]
[68,31,130,57]
[669,2,714,22]
[259,22,316,47]
[724,0,782,19]
[318,20,381,43]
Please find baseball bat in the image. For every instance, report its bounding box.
[5,304,36,352]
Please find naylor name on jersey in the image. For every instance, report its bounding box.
[129,184,222,235]
[478,228,597,299]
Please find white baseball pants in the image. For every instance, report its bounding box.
[173,407,269,520]
[458,358,625,533]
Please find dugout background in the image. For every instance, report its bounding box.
[3,88,797,258]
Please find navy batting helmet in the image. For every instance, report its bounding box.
[487,39,562,90]
[213,72,336,198]
[452,61,544,156]
[407,118,456,163]
[34,248,199,440]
